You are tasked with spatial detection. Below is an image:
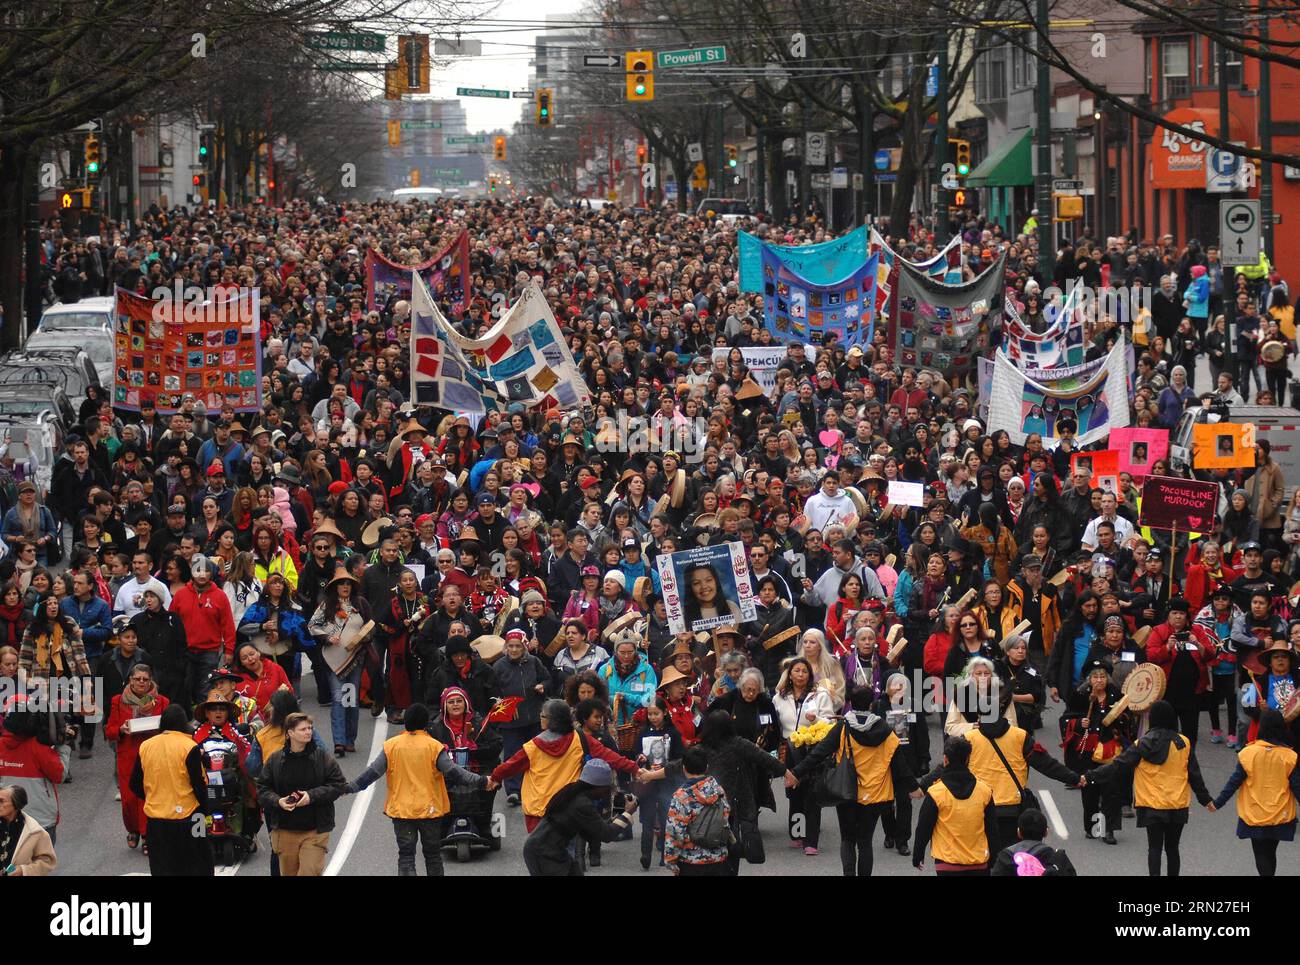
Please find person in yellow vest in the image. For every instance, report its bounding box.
[491,699,646,833]
[128,704,213,876]
[1209,708,1300,876]
[960,687,1082,851]
[348,702,494,876]
[1087,700,1211,877]
[912,735,999,876]
[792,688,922,876]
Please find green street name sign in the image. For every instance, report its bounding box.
[447,135,488,144]
[456,87,510,99]
[305,32,386,53]
[400,121,443,130]
[656,46,727,68]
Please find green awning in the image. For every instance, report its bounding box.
[965,127,1033,187]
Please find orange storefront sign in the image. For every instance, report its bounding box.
[1151,107,1248,189]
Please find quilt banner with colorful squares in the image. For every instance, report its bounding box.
[868,227,963,321]
[890,251,1005,378]
[1003,284,1086,370]
[113,287,262,414]
[759,244,879,348]
[411,273,590,413]
[366,229,469,313]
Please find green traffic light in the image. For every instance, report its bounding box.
[957,163,970,175]
[635,83,646,95]
[87,162,99,173]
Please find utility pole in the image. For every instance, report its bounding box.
[755,126,767,215]
[1259,4,1274,260]
[1034,0,1055,258]
[23,156,41,346]
[932,35,949,243]
[859,97,874,225]
[1217,2,1237,334]
[715,102,726,197]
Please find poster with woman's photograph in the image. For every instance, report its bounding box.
[656,541,757,635]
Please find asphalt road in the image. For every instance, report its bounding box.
[49,685,1289,878]
[51,352,1282,877]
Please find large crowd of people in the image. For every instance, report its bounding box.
[2,194,1299,878]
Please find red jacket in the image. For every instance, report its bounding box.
[1183,562,1240,615]
[923,631,954,679]
[1145,622,1219,696]
[0,731,65,829]
[170,582,237,659]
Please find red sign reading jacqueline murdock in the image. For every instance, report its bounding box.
[1139,476,1219,532]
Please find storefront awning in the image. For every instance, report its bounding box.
[966,128,1033,188]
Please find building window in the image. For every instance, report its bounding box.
[977,44,1008,102]
[1011,44,1033,90]
[1210,38,1244,87]
[1162,38,1191,100]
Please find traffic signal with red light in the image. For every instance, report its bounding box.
[636,144,647,163]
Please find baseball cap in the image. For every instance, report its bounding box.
[206,464,225,477]
[622,537,639,551]
[1241,540,1263,553]
[476,491,496,505]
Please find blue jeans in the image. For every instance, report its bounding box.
[499,725,539,797]
[328,663,362,747]
[187,650,222,706]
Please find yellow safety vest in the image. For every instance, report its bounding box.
[1236,740,1298,828]
[1133,734,1191,810]
[927,778,994,865]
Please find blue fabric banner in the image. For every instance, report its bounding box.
[739,224,869,293]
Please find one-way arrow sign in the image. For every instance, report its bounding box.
[583,54,621,68]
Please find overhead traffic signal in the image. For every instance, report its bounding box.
[636,144,647,163]
[949,138,971,177]
[625,50,654,102]
[535,89,553,127]
[198,133,210,161]
[494,136,507,161]
[726,144,738,168]
[84,136,102,176]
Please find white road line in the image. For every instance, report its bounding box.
[1037,788,1069,840]
[216,855,244,876]
[325,718,389,876]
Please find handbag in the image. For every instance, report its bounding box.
[988,732,1039,814]
[739,818,766,864]
[814,724,858,807]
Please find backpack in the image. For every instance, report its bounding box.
[1013,844,1076,877]
[686,793,731,849]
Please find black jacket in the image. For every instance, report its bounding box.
[129,608,188,706]
[256,743,348,833]
[522,789,633,876]
[425,653,498,712]
[990,839,1077,876]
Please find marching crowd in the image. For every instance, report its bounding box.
[2,194,1300,879]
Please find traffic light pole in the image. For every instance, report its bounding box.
[24,158,41,345]
[933,36,949,243]
[1034,0,1055,259]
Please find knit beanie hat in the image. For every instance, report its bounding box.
[604,569,626,590]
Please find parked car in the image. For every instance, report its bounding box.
[36,295,115,334]
[0,383,74,501]
[24,328,114,387]
[0,349,101,408]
